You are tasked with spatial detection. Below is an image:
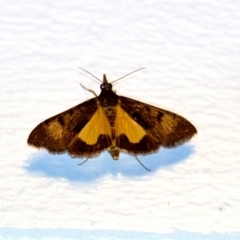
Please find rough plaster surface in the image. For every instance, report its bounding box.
[1,0,240,239]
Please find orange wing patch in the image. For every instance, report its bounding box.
[78,104,112,145]
[115,105,146,143]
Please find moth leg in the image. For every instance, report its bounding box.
[78,158,89,166]
[135,157,151,171]
[80,83,97,97]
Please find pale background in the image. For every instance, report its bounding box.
[1,0,240,239]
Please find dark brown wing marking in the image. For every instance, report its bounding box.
[68,135,111,157]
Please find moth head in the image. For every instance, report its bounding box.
[78,67,145,93]
[100,74,113,91]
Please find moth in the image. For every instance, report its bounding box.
[28,70,197,167]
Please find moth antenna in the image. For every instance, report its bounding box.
[78,158,89,166]
[135,156,151,171]
[79,67,102,83]
[80,83,98,97]
[111,67,145,84]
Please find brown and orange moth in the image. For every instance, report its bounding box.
[28,69,197,169]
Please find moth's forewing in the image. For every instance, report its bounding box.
[27,98,111,157]
[117,96,197,154]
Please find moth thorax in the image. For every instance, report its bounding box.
[108,145,120,160]
[103,106,117,127]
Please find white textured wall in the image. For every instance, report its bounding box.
[1,0,240,239]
